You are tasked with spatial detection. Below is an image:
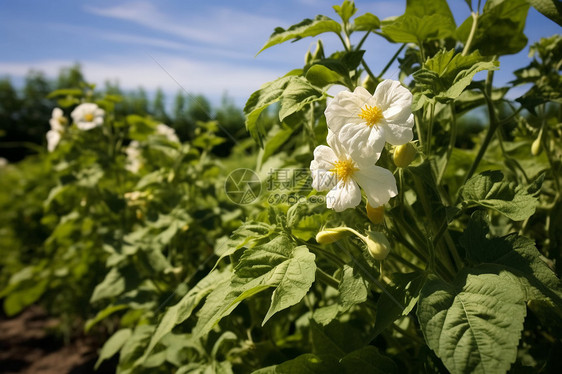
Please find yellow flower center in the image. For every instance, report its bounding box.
[358,104,383,127]
[330,159,358,183]
[84,113,94,122]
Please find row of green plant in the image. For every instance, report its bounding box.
[1,0,561,373]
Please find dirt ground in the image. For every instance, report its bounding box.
[0,306,116,374]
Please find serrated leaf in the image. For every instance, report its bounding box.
[382,13,455,44]
[193,236,316,336]
[460,211,562,309]
[460,170,540,221]
[142,269,229,360]
[457,0,530,56]
[244,76,323,147]
[337,265,369,311]
[418,271,527,374]
[352,13,380,31]
[95,329,132,369]
[258,15,342,54]
[333,1,356,23]
[414,49,499,102]
[526,0,562,26]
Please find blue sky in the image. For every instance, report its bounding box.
[0,0,559,108]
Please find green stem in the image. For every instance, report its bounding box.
[461,70,498,190]
[425,102,436,156]
[377,44,406,79]
[462,12,479,56]
[315,268,340,289]
[437,103,457,184]
[356,31,371,51]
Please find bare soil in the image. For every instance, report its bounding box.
[0,306,116,374]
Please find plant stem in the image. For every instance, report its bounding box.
[377,44,406,79]
[437,103,457,184]
[315,268,340,289]
[462,12,479,56]
[425,102,436,156]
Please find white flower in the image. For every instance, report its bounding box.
[47,108,67,152]
[125,141,143,173]
[49,108,67,132]
[325,79,414,159]
[310,131,397,212]
[156,123,180,143]
[71,103,104,130]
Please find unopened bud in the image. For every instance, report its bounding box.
[393,143,417,168]
[531,137,542,156]
[312,40,325,60]
[316,227,349,244]
[366,203,385,225]
[361,75,379,93]
[363,231,391,260]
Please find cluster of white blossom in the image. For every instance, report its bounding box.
[46,103,105,152]
[310,80,414,212]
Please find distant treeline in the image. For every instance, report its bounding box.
[0,64,248,161]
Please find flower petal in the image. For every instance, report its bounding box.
[326,179,362,212]
[310,145,338,191]
[338,122,385,160]
[325,87,372,132]
[382,116,414,145]
[354,165,397,207]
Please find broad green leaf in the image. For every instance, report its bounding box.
[460,212,562,308]
[418,271,527,374]
[305,65,343,87]
[333,1,356,24]
[373,271,426,337]
[339,346,398,373]
[258,15,342,54]
[85,304,128,332]
[142,269,230,360]
[413,49,499,106]
[253,354,339,374]
[95,329,132,369]
[193,236,316,336]
[90,264,142,303]
[337,265,369,311]
[460,170,541,221]
[351,13,380,31]
[244,76,323,147]
[382,13,455,44]
[47,88,83,99]
[3,278,48,316]
[457,0,530,56]
[526,0,562,26]
[261,125,294,164]
[405,0,456,21]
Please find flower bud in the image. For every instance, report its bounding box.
[531,137,542,156]
[312,40,325,60]
[363,231,391,260]
[393,143,417,168]
[316,227,349,244]
[361,74,379,94]
[366,203,385,225]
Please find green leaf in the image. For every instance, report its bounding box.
[373,271,426,337]
[305,65,343,87]
[405,0,456,21]
[333,1,357,23]
[3,278,48,316]
[413,49,499,104]
[457,0,530,56]
[244,76,323,147]
[95,329,132,369]
[460,170,541,221]
[337,265,369,311]
[193,236,316,336]
[142,269,230,360]
[352,13,381,31]
[339,346,398,374]
[382,13,455,44]
[90,264,142,303]
[417,271,527,374]
[526,0,562,26]
[460,212,562,309]
[47,88,83,99]
[257,15,342,55]
[253,354,339,374]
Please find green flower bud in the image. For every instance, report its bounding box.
[316,227,349,244]
[393,143,417,168]
[531,137,542,156]
[363,231,391,260]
